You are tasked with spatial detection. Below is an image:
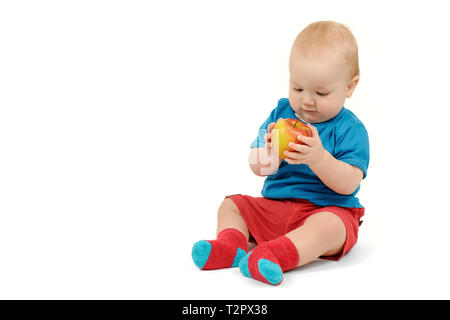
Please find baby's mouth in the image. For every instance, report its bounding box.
[302,108,317,112]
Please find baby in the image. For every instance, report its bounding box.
[192,21,369,285]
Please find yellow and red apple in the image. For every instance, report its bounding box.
[272,118,312,159]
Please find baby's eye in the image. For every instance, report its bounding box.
[294,88,303,92]
[316,92,329,96]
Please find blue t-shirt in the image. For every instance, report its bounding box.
[250,98,370,208]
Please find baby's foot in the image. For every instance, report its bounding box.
[239,246,284,285]
[238,236,299,285]
[192,228,247,270]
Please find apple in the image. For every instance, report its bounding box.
[272,118,312,159]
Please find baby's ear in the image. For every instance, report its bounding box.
[346,75,360,98]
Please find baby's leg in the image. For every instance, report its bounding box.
[239,211,346,285]
[216,197,249,239]
[192,198,249,270]
[285,211,346,266]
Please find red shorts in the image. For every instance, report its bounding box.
[226,194,365,261]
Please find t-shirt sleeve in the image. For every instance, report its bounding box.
[249,106,279,149]
[334,121,370,179]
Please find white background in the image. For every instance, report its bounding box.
[0,0,449,299]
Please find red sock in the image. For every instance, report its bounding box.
[192,228,248,270]
[239,236,299,285]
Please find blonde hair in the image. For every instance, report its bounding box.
[290,21,359,79]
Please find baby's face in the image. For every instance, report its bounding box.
[288,51,358,123]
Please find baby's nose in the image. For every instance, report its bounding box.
[301,94,315,106]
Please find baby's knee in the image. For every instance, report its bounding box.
[219,197,240,215]
[306,211,346,240]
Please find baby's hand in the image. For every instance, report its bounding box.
[284,123,325,167]
[264,122,276,153]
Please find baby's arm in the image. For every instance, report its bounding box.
[309,151,363,195]
[283,123,363,195]
[248,122,282,176]
[248,148,282,176]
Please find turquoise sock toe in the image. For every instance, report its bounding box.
[192,240,211,269]
[238,252,252,278]
[239,253,283,285]
[258,259,283,285]
[232,248,247,267]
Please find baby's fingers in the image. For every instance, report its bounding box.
[264,134,272,149]
[288,142,308,153]
[267,122,276,133]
